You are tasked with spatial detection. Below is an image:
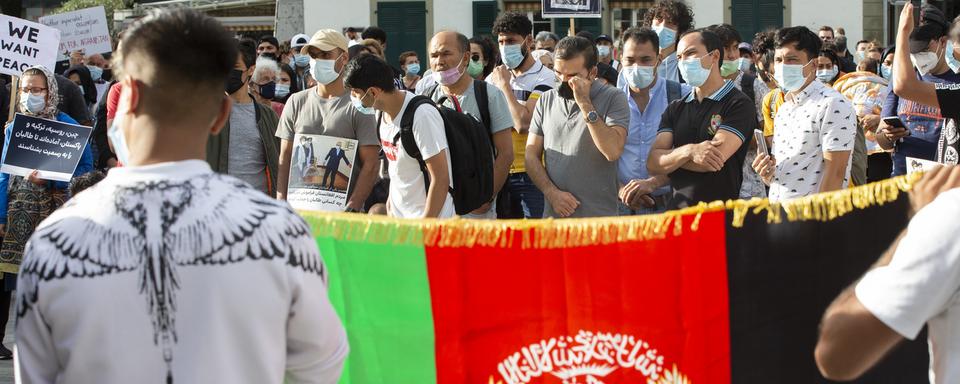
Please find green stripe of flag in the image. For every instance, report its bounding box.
[317,236,437,384]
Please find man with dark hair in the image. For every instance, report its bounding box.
[361,26,388,48]
[14,8,348,383]
[876,2,960,176]
[525,36,628,218]
[344,54,455,218]
[819,26,836,43]
[206,38,281,196]
[488,11,556,219]
[535,31,559,52]
[752,26,855,201]
[706,23,770,199]
[648,28,756,208]
[257,36,280,61]
[424,31,514,219]
[289,33,311,91]
[276,30,379,213]
[616,27,690,214]
[834,34,858,73]
[642,0,695,83]
[815,5,960,380]
[595,34,620,71]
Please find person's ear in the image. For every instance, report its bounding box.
[209,94,232,135]
[119,77,141,115]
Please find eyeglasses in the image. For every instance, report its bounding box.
[19,87,47,95]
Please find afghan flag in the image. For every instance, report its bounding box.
[306,176,929,384]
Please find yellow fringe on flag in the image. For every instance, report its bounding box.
[302,174,921,249]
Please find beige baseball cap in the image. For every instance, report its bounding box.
[304,29,349,53]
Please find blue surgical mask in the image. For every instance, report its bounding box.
[737,57,752,72]
[310,54,343,85]
[653,25,677,49]
[621,65,656,89]
[597,45,611,57]
[351,90,376,115]
[406,63,420,76]
[880,64,893,79]
[294,54,310,68]
[774,61,812,92]
[501,43,525,69]
[86,65,103,82]
[947,40,960,73]
[107,114,130,165]
[20,92,45,114]
[275,84,290,98]
[678,53,714,87]
[816,65,838,83]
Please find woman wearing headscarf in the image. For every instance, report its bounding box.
[64,65,98,117]
[0,66,94,355]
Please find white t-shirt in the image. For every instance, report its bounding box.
[856,188,960,384]
[15,160,348,384]
[380,91,456,218]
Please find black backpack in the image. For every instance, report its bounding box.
[423,80,491,131]
[378,94,495,215]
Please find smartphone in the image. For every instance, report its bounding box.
[754,129,769,157]
[882,116,907,129]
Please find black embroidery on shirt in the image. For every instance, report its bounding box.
[16,174,323,383]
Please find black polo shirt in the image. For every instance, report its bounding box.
[657,80,757,208]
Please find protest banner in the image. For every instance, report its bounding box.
[541,0,601,17]
[0,14,61,77]
[39,6,112,62]
[1,114,92,182]
[287,134,358,212]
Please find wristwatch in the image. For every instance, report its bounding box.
[584,110,600,124]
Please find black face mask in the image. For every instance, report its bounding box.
[258,81,276,99]
[226,69,246,94]
[557,80,574,100]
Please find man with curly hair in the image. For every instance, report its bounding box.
[642,0,695,83]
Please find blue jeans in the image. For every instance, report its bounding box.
[504,173,544,219]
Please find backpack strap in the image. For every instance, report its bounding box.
[473,79,491,132]
[423,82,440,98]
[665,79,682,104]
[740,72,757,101]
[396,95,435,193]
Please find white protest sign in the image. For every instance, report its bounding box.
[0,14,61,77]
[39,6,112,62]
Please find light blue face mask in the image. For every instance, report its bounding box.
[275,84,290,98]
[880,64,893,79]
[597,45,611,58]
[678,52,714,87]
[20,92,45,114]
[86,65,103,82]
[947,40,960,73]
[406,63,420,76]
[653,25,677,50]
[774,61,812,92]
[621,65,656,89]
[501,43,525,69]
[816,66,839,83]
[107,114,131,165]
[294,54,310,68]
[351,90,376,115]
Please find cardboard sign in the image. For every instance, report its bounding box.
[1,114,91,182]
[39,6,112,62]
[0,14,61,77]
[906,156,940,175]
[541,0,601,18]
[287,134,358,212]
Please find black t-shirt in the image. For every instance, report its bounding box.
[658,81,757,209]
[934,84,960,165]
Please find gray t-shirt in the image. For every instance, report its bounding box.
[529,81,630,218]
[427,81,513,135]
[228,101,267,193]
[276,87,378,193]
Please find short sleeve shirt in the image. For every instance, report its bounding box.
[379,92,456,218]
[276,87,378,193]
[487,60,555,174]
[856,188,960,384]
[935,84,960,165]
[769,80,856,201]
[657,80,756,209]
[427,81,513,135]
[529,81,630,218]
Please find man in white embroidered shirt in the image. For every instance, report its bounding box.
[815,5,960,383]
[14,9,348,384]
[752,26,856,201]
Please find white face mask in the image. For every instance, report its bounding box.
[107,113,131,165]
[309,53,343,85]
[911,50,941,76]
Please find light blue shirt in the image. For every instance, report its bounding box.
[616,76,689,196]
[658,54,679,83]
